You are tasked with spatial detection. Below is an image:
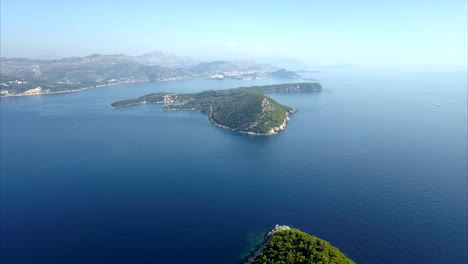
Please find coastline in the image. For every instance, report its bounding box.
[112,101,294,136]
[243,225,291,264]
[1,75,200,98]
[112,101,296,136]
[0,80,148,98]
[1,87,93,98]
[0,77,199,98]
[208,113,293,136]
[108,83,321,136]
[207,104,294,136]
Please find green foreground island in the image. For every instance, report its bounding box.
[245,225,355,264]
[111,83,322,135]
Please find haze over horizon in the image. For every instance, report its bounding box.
[1,0,467,71]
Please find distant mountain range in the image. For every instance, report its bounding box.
[135,51,199,68]
[256,56,312,71]
[188,60,278,74]
[0,54,192,83]
[0,51,302,96]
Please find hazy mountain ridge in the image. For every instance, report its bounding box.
[257,56,312,71]
[1,52,280,82]
[0,55,193,83]
[189,60,278,74]
[135,51,198,68]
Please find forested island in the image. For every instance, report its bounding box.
[111,83,322,135]
[244,225,355,264]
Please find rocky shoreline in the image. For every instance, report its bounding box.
[1,86,92,97]
[113,100,295,136]
[243,225,291,264]
[208,108,296,136]
[1,80,147,98]
[209,115,290,136]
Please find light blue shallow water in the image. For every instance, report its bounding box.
[1,71,467,263]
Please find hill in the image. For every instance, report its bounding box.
[247,226,355,264]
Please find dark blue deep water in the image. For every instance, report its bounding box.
[1,71,467,264]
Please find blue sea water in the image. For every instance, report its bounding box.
[1,71,467,264]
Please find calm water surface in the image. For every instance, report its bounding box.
[1,71,467,263]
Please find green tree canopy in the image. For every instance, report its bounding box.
[252,229,355,264]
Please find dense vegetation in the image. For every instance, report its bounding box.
[111,83,322,135]
[252,229,355,264]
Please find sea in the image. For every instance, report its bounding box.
[1,70,467,264]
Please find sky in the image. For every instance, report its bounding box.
[1,0,467,70]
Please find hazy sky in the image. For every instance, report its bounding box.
[1,0,467,70]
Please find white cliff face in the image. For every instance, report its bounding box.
[267,225,291,237]
[266,113,290,135]
[22,87,45,95]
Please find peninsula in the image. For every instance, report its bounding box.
[245,225,355,264]
[111,83,322,135]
